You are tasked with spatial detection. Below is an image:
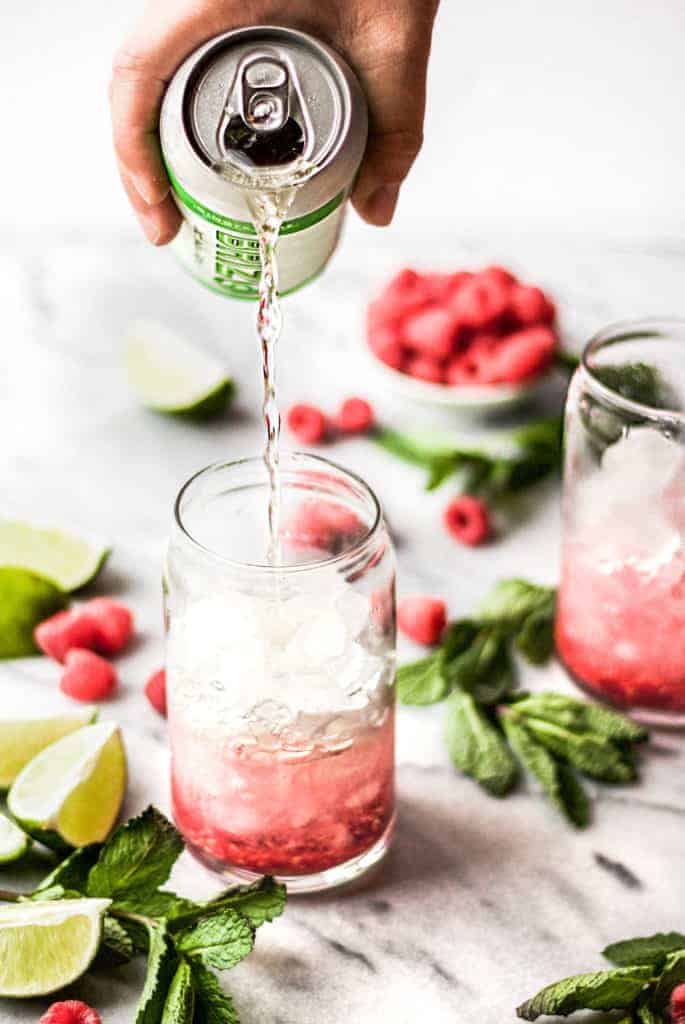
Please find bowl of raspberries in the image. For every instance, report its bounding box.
[365,265,558,409]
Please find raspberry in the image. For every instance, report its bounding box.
[397,596,447,646]
[480,265,517,289]
[145,668,167,716]
[60,649,117,701]
[378,268,432,319]
[508,283,555,326]
[336,397,375,435]
[282,499,364,553]
[446,334,501,386]
[286,404,328,445]
[40,1001,102,1024]
[487,326,556,383]
[450,275,509,330]
[670,983,685,1024]
[444,496,491,546]
[84,598,134,655]
[423,273,453,302]
[34,609,98,663]
[367,324,406,370]
[446,270,475,295]
[403,306,457,360]
[366,298,400,331]
[406,355,445,384]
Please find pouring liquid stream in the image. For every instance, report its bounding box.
[247,188,296,567]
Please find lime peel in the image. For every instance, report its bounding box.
[0,898,110,997]
[0,706,97,789]
[126,319,235,419]
[8,722,127,850]
[0,813,29,864]
[0,520,110,593]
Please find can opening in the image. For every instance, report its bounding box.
[222,114,306,167]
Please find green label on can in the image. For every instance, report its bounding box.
[166,166,345,299]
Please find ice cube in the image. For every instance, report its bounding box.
[335,588,369,637]
[602,426,685,498]
[287,609,349,667]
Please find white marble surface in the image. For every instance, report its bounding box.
[1,223,685,1022]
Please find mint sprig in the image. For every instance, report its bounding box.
[518,931,685,1020]
[398,577,648,826]
[0,805,286,1022]
[374,416,563,501]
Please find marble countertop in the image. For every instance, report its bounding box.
[1,221,684,1023]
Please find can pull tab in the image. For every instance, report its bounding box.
[239,56,290,133]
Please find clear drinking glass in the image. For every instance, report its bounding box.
[557,319,685,724]
[164,452,396,892]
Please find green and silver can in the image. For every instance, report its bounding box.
[160,26,368,299]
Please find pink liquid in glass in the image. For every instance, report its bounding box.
[557,543,685,712]
[171,709,395,876]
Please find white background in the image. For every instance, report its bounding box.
[1,0,684,237]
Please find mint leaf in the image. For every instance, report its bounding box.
[162,959,195,1023]
[127,890,199,920]
[442,626,514,705]
[177,909,255,970]
[653,949,685,1009]
[594,361,676,410]
[136,922,178,1024]
[501,713,589,827]
[34,844,103,895]
[373,428,440,468]
[397,654,448,705]
[29,885,83,902]
[87,806,183,904]
[479,579,556,631]
[206,877,287,929]
[514,606,556,665]
[603,933,685,969]
[97,915,135,966]
[522,717,636,783]
[190,961,240,1024]
[516,966,652,1019]
[515,693,648,744]
[445,689,518,797]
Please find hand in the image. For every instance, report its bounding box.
[110,0,439,245]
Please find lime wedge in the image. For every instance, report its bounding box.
[8,722,126,850]
[0,520,110,593]
[126,319,235,419]
[0,568,68,659]
[0,898,110,997]
[0,706,97,789]
[0,813,29,864]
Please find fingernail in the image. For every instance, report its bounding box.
[140,211,162,245]
[132,174,169,206]
[365,185,400,226]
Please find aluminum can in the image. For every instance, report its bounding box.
[160,26,368,299]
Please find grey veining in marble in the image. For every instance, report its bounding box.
[1,225,684,1023]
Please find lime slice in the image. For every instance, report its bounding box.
[0,898,110,997]
[0,520,110,593]
[0,568,68,659]
[0,813,29,864]
[8,722,126,850]
[126,319,235,419]
[0,706,97,789]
